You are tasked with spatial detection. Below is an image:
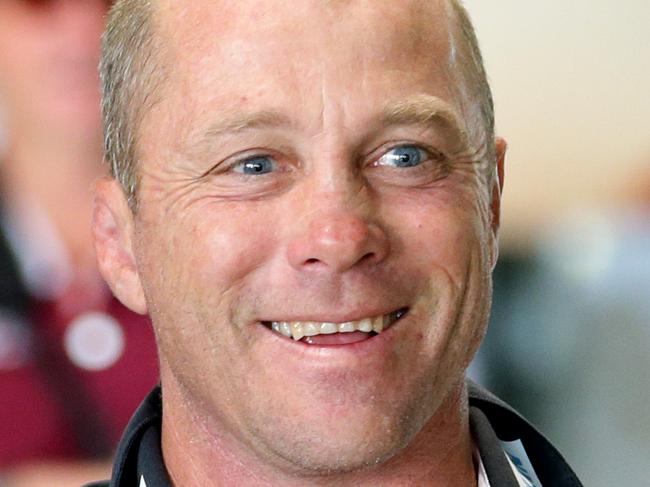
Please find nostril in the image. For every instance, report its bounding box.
[303,252,373,268]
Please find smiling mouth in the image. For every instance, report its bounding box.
[262,308,408,345]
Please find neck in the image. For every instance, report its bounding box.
[160,368,476,487]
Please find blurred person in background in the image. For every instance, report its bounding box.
[0,1,158,485]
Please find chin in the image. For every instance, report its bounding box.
[272,428,413,476]
[253,392,433,477]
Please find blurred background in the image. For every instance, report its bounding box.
[0,2,159,486]
[0,0,647,486]
[464,0,650,486]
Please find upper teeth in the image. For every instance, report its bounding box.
[270,314,392,341]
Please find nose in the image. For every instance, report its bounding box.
[286,202,390,274]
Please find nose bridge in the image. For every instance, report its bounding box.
[286,165,390,274]
[312,168,367,218]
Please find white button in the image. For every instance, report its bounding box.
[64,312,125,371]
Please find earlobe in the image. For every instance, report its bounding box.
[92,178,148,315]
[490,137,507,269]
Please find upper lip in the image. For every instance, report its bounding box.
[260,307,407,324]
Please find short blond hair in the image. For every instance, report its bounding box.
[100,0,159,210]
[99,0,494,209]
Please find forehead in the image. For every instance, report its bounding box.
[147,0,460,144]
[159,0,452,43]
[165,0,452,61]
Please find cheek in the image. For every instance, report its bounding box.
[135,202,283,379]
[387,186,485,281]
[385,183,493,352]
[147,200,281,311]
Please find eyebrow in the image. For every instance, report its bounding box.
[203,110,293,139]
[381,94,468,148]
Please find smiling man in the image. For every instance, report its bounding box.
[89,0,583,486]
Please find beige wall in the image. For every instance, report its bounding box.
[464,0,650,248]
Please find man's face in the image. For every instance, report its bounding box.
[126,0,498,473]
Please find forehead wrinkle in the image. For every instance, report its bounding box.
[155,0,471,158]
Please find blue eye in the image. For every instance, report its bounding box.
[234,156,276,175]
[378,145,427,168]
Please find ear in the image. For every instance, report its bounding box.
[92,178,148,315]
[489,137,507,269]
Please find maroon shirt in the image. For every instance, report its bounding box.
[0,291,159,466]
